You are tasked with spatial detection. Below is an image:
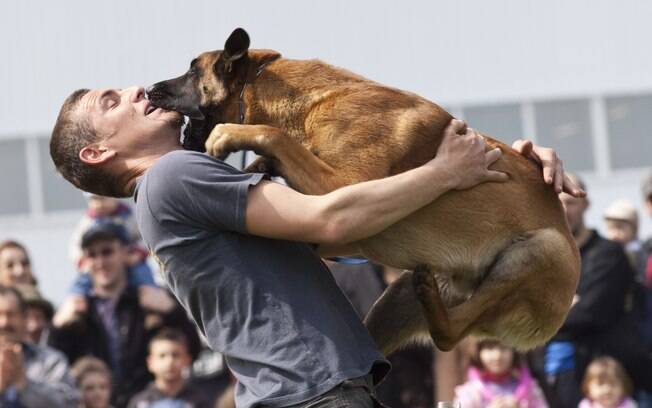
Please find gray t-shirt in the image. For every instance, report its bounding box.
[134,150,389,408]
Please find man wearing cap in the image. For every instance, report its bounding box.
[48,222,199,408]
[530,175,652,408]
[603,199,646,278]
[0,285,79,407]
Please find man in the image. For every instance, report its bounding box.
[49,86,582,408]
[48,223,199,408]
[0,285,79,406]
[603,199,646,277]
[530,175,651,408]
[15,284,54,346]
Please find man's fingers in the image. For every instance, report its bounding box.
[485,170,509,183]
[512,139,534,158]
[485,148,502,166]
[448,119,467,135]
[562,174,587,198]
[553,161,564,193]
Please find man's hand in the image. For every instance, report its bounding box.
[0,343,26,392]
[512,139,586,198]
[434,119,507,190]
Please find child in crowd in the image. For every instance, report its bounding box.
[68,194,156,290]
[454,339,548,408]
[56,197,173,325]
[71,356,114,408]
[579,356,637,408]
[128,328,212,408]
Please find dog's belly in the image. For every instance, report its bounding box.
[356,172,568,308]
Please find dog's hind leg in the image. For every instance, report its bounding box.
[414,228,578,351]
[363,270,429,356]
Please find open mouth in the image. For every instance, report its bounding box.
[145,105,158,115]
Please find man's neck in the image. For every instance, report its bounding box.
[121,146,183,196]
[155,376,186,397]
[93,277,127,300]
[573,225,592,248]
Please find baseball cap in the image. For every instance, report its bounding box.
[81,223,130,249]
[603,199,638,224]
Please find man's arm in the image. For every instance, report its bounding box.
[245,119,506,245]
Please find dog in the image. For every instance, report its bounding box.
[147,28,580,355]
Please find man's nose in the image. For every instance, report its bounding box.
[124,86,145,102]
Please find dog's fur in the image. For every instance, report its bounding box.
[147,28,580,355]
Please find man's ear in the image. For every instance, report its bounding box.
[79,144,116,165]
[222,28,250,73]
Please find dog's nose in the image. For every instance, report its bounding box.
[145,85,155,99]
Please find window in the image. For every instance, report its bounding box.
[606,94,652,169]
[462,104,523,146]
[38,138,86,212]
[534,99,594,172]
[0,140,30,215]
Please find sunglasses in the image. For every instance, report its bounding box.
[85,247,116,259]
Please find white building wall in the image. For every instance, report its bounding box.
[1,0,651,303]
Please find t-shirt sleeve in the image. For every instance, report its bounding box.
[143,151,266,234]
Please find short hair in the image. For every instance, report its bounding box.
[50,89,128,198]
[469,338,522,369]
[70,356,112,386]
[149,327,190,355]
[0,285,27,313]
[581,356,633,397]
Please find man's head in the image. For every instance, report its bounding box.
[81,223,130,294]
[147,328,192,383]
[15,284,53,344]
[559,173,589,238]
[50,86,184,198]
[603,199,638,244]
[0,286,27,344]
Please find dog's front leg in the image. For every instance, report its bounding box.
[205,124,348,195]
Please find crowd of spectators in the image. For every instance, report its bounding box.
[3,171,652,407]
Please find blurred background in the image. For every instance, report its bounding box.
[2,0,652,303]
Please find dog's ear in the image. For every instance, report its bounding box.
[222,28,250,72]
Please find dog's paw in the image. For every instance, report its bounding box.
[412,265,437,301]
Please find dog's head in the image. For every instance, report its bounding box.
[146,28,253,151]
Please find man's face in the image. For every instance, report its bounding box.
[77,86,183,157]
[83,239,128,292]
[605,219,636,244]
[0,294,26,344]
[147,339,191,382]
[560,192,588,236]
[25,306,48,344]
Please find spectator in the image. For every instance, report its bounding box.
[579,357,637,408]
[71,356,114,408]
[454,339,548,408]
[69,194,145,268]
[63,196,175,319]
[49,223,198,408]
[15,284,54,346]
[128,328,212,408]
[0,285,79,406]
[603,199,646,278]
[0,240,36,287]
[530,174,652,408]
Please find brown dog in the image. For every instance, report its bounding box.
[147,28,580,355]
